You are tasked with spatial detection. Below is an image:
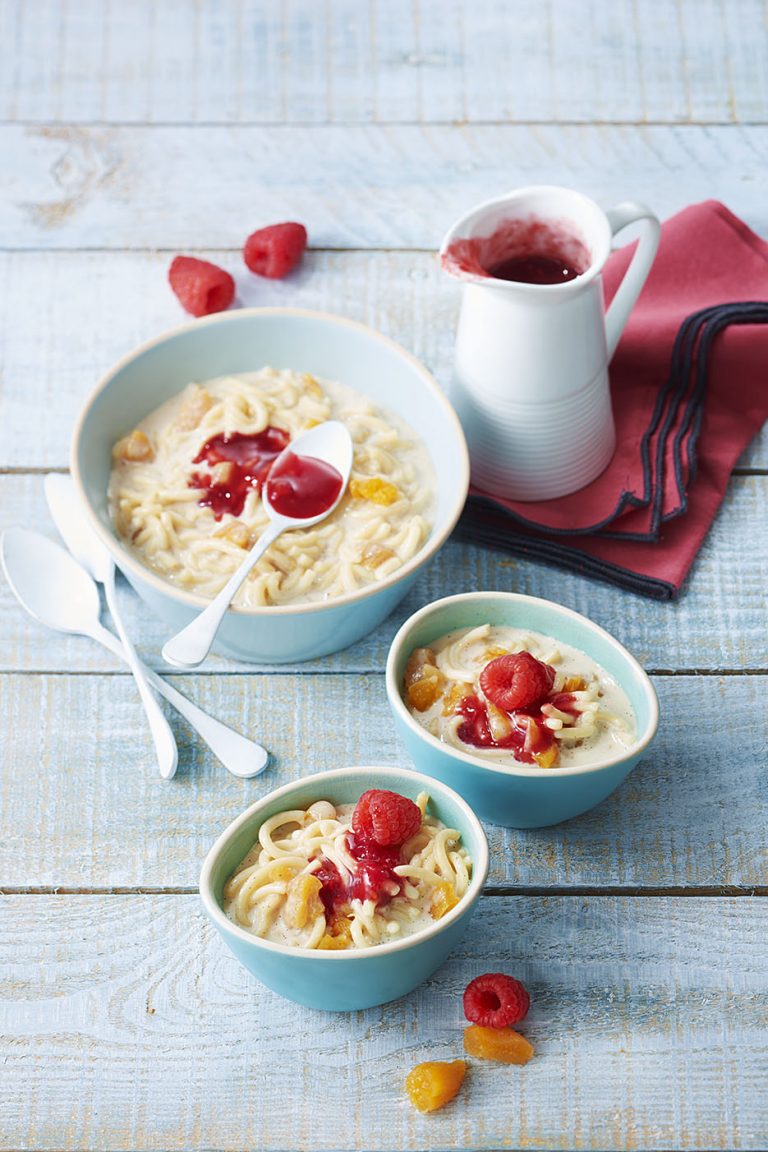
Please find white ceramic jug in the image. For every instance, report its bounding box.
[440,185,660,501]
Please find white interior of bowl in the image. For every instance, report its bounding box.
[71,308,469,616]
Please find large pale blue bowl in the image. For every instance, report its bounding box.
[386,593,659,829]
[71,308,468,663]
[199,766,489,1011]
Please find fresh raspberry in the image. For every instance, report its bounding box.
[243,222,307,278]
[463,973,530,1028]
[168,256,235,317]
[479,651,555,712]
[351,789,422,848]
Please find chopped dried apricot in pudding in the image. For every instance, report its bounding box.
[403,623,636,770]
[349,476,400,505]
[405,1060,467,1112]
[430,880,460,920]
[223,789,472,951]
[463,1024,534,1064]
[113,428,155,463]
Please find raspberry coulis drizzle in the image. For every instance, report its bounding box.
[457,691,580,763]
[189,426,290,518]
[315,832,403,914]
[265,450,343,519]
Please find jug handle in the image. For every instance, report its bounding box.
[604,202,661,361]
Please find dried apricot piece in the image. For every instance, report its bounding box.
[407,675,443,712]
[113,428,154,463]
[534,743,560,768]
[177,385,213,430]
[463,1024,534,1064]
[283,874,323,929]
[441,681,474,716]
[405,1060,467,1113]
[430,880,459,920]
[349,477,400,506]
[561,675,587,693]
[360,543,396,569]
[214,520,252,548]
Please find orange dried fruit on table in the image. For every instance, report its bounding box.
[405,1060,467,1113]
[283,873,323,929]
[430,880,459,920]
[349,476,400,505]
[463,1024,534,1064]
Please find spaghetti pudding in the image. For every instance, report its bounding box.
[404,624,636,770]
[108,367,434,609]
[223,789,473,951]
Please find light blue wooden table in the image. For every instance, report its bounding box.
[1,3,767,1150]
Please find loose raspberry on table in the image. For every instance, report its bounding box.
[463,972,530,1028]
[243,222,308,278]
[479,651,555,712]
[168,256,236,317]
[351,789,422,848]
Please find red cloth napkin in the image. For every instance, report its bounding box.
[460,201,768,598]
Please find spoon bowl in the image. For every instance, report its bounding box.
[162,421,354,669]
[1,526,102,635]
[1,527,270,779]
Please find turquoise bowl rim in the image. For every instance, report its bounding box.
[385,591,659,780]
[199,765,490,960]
[69,306,470,617]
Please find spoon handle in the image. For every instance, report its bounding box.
[161,518,284,669]
[90,620,269,779]
[103,565,179,780]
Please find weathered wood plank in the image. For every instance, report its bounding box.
[3,124,768,250]
[0,894,765,1151]
[1,471,766,676]
[2,0,768,126]
[0,672,765,890]
[0,250,764,470]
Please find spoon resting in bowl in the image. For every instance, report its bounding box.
[161,420,354,669]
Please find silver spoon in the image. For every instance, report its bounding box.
[0,526,270,779]
[162,420,353,669]
[44,474,177,780]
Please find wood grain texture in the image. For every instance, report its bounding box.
[3,123,768,250]
[2,0,768,126]
[2,471,766,677]
[1,894,766,1151]
[0,250,765,469]
[0,671,765,890]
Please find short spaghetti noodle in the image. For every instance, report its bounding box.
[108,368,434,609]
[223,794,472,951]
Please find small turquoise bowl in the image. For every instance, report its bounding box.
[385,592,659,829]
[199,766,489,1011]
[71,308,469,663]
